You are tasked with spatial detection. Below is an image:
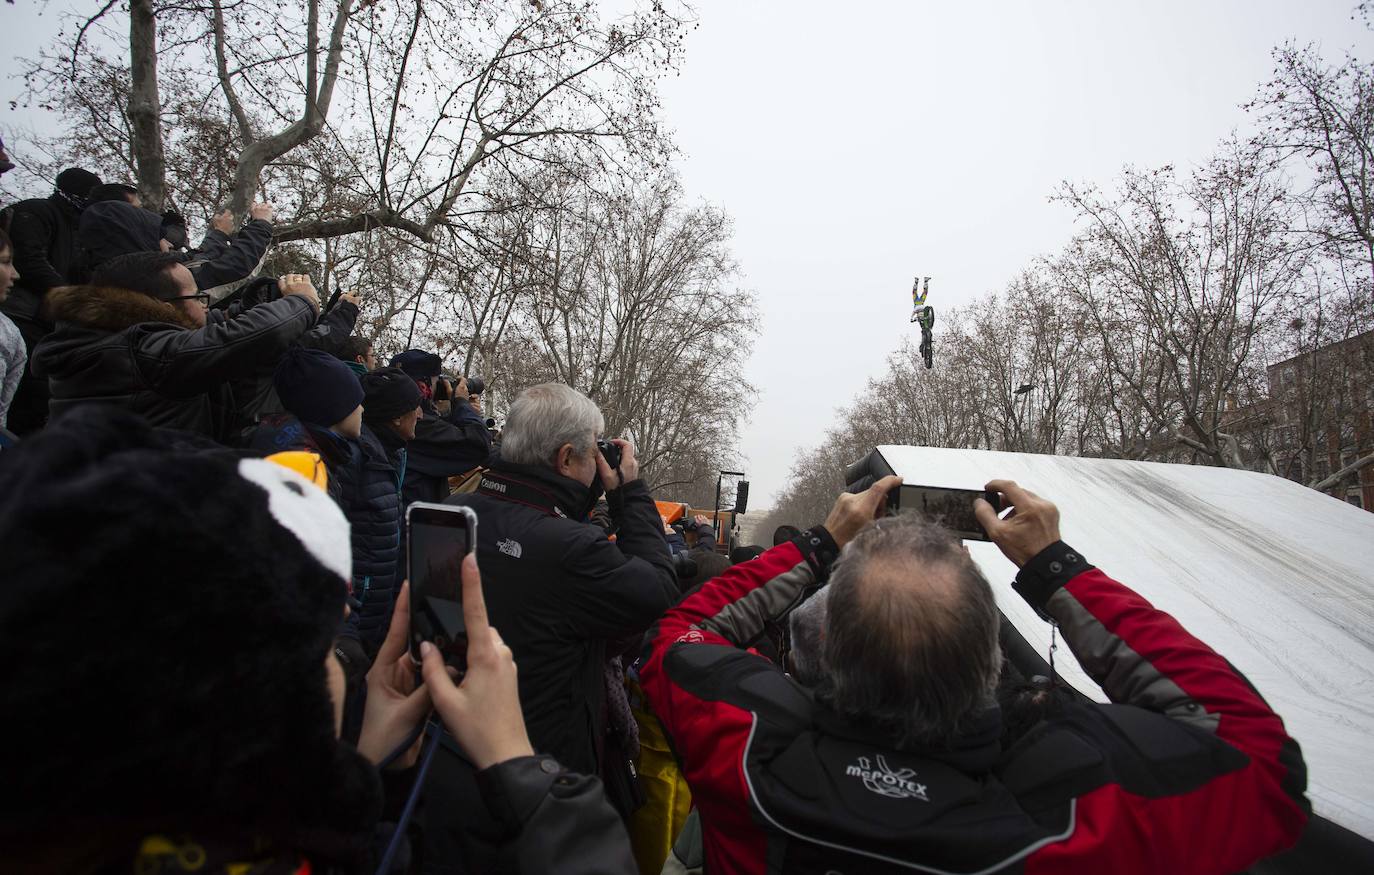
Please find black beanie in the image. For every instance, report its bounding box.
[361,366,422,421]
[275,347,365,428]
[55,167,102,199]
[390,348,443,379]
[0,408,380,846]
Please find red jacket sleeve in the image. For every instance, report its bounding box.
[638,531,837,870]
[1016,542,1309,874]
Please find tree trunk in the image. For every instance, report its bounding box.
[127,0,167,211]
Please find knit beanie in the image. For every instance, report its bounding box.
[389,349,443,380]
[361,366,422,421]
[275,347,365,429]
[0,408,379,848]
[55,167,102,200]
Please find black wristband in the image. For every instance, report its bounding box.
[794,526,841,582]
[1012,541,1094,615]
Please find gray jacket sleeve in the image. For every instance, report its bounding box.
[478,755,637,875]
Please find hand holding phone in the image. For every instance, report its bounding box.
[975,480,1061,567]
[407,502,478,669]
[418,553,535,770]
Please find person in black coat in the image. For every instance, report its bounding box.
[73,198,275,299]
[30,252,319,442]
[445,382,677,773]
[414,382,675,869]
[389,349,492,505]
[0,166,101,434]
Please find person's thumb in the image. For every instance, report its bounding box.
[973,497,1003,536]
[419,641,458,704]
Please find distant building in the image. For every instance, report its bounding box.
[1260,329,1374,511]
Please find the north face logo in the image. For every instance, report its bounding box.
[845,755,928,801]
[497,538,523,559]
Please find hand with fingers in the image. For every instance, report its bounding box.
[974,480,1062,568]
[357,583,434,769]
[419,554,535,770]
[595,438,639,490]
[823,475,903,548]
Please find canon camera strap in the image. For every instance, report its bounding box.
[476,472,571,519]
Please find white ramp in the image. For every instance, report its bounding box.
[872,446,1374,840]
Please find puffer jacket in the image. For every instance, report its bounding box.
[338,424,406,654]
[31,285,314,443]
[249,415,405,655]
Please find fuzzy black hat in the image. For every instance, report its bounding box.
[0,409,380,855]
[389,348,443,380]
[55,167,102,199]
[361,366,422,421]
[276,347,365,429]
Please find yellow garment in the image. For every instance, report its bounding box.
[265,451,329,492]
[627,678,693,875]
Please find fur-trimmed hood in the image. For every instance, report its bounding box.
[45,283,199,332]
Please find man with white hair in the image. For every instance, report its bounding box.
[443,382,677,775]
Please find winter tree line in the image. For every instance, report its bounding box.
[2,0,756,508]
[760,42,1374,533]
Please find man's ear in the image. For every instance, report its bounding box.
[554,443,575,474]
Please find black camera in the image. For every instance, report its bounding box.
[597,438,622,470]
[466,376,486,395]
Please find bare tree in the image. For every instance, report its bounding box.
[1251,44,1374,289]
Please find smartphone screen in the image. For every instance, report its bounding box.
[407,502,476,667]
[889,485,998,541]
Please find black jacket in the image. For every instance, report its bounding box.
[403,398,492,505]
[0,194,86,434]
[187,217,273,298]
[31,285,315,442]
[444,461,677,775]
[74,201,273,297]
[4,193,82,298]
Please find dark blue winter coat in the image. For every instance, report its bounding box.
[249,415,406,654]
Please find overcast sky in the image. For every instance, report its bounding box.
[2,1,1370,504]
[653,0,1370,505]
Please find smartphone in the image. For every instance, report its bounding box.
[407,502,478,668]
[887,485,1002,541]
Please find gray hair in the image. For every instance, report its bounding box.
[500,383,605,468]
[788,585,829,687]
[816,513,1001,748]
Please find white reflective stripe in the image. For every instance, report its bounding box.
[739,712,1078,875]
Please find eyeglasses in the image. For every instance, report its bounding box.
[167,293,211,306]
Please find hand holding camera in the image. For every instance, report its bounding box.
[596,437,638,488]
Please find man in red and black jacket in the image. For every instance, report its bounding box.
[639,475,1309,874]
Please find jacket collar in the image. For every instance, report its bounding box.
[490,459,592,519]
[44,284,198,332]
[812,702,1004,774]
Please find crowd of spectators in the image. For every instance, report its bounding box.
[0,167,1313,875]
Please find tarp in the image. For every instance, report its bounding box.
[869,445,1374,840]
